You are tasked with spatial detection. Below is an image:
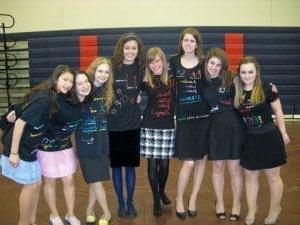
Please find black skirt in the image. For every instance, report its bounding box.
[109,129,140,168]
[175,118,209,160]
[208,110,246,160]
[79,156,110,183]
[240,123,287,170]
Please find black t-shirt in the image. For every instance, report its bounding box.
[107,62,142,131]
[38,93,82,152]
[75,87,109,158]
[169,55,209,121]
[203,77,235,114]
[141,77,175,129]
[3,90,51,162]
[237,83,278,128]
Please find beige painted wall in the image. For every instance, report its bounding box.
[2,0,300,33]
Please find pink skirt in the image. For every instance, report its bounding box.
[37,148,77,178]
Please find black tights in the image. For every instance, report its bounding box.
[147,158,170,200]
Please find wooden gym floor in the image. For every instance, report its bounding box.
[0,121,299,225]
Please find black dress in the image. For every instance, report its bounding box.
[107,62,142,167]
[203,78,246,160]
[237,83,287,170]
[169,55,210,160]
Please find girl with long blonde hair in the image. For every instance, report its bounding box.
[234,56,290,225]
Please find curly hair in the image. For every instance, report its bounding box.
[111,32,144,68]
[86,57,115,110]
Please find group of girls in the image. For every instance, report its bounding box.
[0,27,290,225]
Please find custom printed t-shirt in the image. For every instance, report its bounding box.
[169,55,209,121]
[203,77,235,114]
[108,62,142,131]
[38,93,81,152]
[141,77,175,129]
[3,90,51,161]
[75,87,109,158]
[237,83,278,128]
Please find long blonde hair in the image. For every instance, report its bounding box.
[144,47,169,88]
[234,56,265,108]
[86,57,115,110]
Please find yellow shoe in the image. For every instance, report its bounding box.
[98,216,110,225]
[86,215,96,223]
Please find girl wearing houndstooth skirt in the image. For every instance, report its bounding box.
[140,47,176,217]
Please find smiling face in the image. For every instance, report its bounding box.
[149,55,164,76]
[239,62,257,89]
[94,63,110,87]
[207,56,222,78]
[123,40,138,64]
[75,73,91,102]
[181,33,197,54]
[56,72,74,94]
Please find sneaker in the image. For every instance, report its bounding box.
[65,215,81,225]
[49,215,64,225]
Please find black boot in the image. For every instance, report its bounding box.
[153,197,162,217]
[159,191,171,205]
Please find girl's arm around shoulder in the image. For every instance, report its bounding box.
[270,99,290,145]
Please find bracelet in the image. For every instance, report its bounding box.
[10,152,19,155]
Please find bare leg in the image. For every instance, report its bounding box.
[176,160,194,213]
[212,160,225,214]
[18,182,41,225]
[44,177,60,217]
[28,180,42,225]
[86,185,96,217]
[62,174,75,216]
[264,166,283,223]
[228,160,242,215]
[244,169,259,223]
[90,182,111,221]
[188,157,207,211]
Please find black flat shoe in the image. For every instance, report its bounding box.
[216,212,226,220]
[176,211,187,220]
[160,192,171,205]
[187,209,197,217]
[118,207,127,218]
[229,214,240,221]
[126,202,137,218]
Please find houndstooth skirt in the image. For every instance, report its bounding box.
[140,128,175,159]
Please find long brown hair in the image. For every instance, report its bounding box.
[86,57,115,110]
[144,47,169,88]
[178,27,205,63]
[234,56,265,108]
[112,32,144,68]
[23,65,75,116]
[204,47,232,88]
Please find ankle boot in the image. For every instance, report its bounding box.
[159,191,171,205]
[153,197,162,217]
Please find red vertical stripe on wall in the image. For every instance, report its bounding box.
[79,35,99,71]
[224,33,244,72]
